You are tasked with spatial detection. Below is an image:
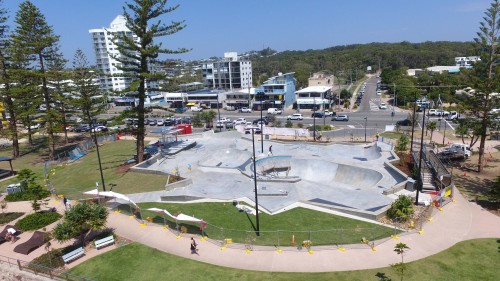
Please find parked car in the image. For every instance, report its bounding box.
[225,122,234,129]
[287,113,303,120]
[332,115,349,121]
[244,126,262,134]
[428,109,437,116]
[447,111,459,120]
[157,120,164,126]
[396,119,412,126]
[233,118,247,125]
[28,124,41,130]
[148,119,157,126]
[218,117,231,123]
[311,112,325,118]
[376,90,382,96]
[91,125,108,132]
[379,103,387,109]
[323,110,335,116]
[75,124,90,132]
[191,106,203,112]
[215,121,224,128]
[239,107,252,113]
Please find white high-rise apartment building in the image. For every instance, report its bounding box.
[202,52,252,91]
[89,15,158,93]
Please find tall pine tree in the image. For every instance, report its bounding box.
[113,0,189,163]
[10,1,63,159]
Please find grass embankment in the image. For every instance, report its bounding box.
[69,238,500,281]
[0,139,167,199]
[120,202,396,246]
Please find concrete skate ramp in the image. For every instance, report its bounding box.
[363,143,381,160]
[199,148,252,168]
[256,158,383,189]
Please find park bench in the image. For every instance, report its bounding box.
[62,247,84,264]
[94,235,115,249]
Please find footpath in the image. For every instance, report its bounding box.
[1,184,500,275]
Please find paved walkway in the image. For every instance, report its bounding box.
[1,189,500,273]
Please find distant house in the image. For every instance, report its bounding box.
[295,86,332,111]
[253,72,296,110]
[455,56,480,68]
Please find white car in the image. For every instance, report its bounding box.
[287,113,303,120]
[239,107,252,113]
[191,106,203,112]
[157,120,164,126]
[376,90,382,96]
[218,117,231,123]
[233,118,247,125]
[379,103,387,109]
[29,124,41,130]
[91,125,108,132]
[428,109,437,116]
[323,110,334,116]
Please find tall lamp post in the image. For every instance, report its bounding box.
[250,128,260,236]
[364,116,367,143]
[91,118,106,191]
[217,93,221,132]
[313,97,317,141]
[410,92,417,155]
[259,93,264,153]
[415,96,428,205]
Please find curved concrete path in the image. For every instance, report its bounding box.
[2,189,500,273]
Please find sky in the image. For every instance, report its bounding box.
[2,0,493,63]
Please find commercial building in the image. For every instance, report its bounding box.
[455,56,480,68]
[201,52,252,91]
[89,15,158,93]
[253,72,296,110]
[295,86,332,111]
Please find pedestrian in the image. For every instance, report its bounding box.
[268,145,273,156]
[190,237,199,255]
[63,196,68,210]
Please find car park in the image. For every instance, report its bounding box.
[379,103,387,109]
[148,119,157,126]
[332,115,349,121]
[157,120,164,126]
[287,113,303,120]
[191,106,203,112]
[267,108,282,115]
[239,107,252,113]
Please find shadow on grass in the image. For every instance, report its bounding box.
[244,212,257,233]
[375,272,392,281]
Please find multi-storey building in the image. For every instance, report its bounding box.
[253,72,296,110]
[89,15,158,93]
[295,86,332,111]
[455,56,481,68]
[202,52,252,91]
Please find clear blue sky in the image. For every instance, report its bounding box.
[3,0,492,63]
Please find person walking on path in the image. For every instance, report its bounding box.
[268,145,273,156]
[190,237,199,255]
[63,196,68,210]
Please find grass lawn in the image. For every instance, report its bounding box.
[380,132,403,139]
[1,139,167,199]
[69,238,500,281]
[0,212,24,224]
[123,203,396,246]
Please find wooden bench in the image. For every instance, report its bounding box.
[95,235,115,249]
[62,247,84,264]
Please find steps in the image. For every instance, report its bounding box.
[421,172,435,191]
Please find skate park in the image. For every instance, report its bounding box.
[128,130,409,220]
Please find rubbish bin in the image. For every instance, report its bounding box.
[406,178,416,191]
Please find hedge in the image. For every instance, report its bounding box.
[15,212,62,231]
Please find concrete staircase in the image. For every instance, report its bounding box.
[421,171,435,191]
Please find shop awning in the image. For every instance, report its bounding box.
[186,102,196,106]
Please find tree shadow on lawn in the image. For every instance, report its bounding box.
[375,272,392,281]
[455,174,500,212]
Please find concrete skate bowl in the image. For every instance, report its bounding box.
[198,148,252,169]
[254,157,383,189]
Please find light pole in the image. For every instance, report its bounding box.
[250,128,260,236]
[90,118,106,191]
[313,97,316,141]
[217,93,221,132]
[259,93,264,153]
[415,97,428,205]
[442,119,447,145]
[410,92,417,155]
[364,116,367,143]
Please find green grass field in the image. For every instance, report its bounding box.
[120,202,396,246]
[0,139,167,199]
[69,238,500,281]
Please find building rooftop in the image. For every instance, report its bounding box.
[296,86,332,93]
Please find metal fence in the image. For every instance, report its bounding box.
[53,134,118,163]
[0,254,94,281]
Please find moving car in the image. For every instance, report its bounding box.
[239,107,252,113]
[379,102,387,109]
[323,110,335,116]
[252,118,269,125]
[233,118,247,125]
[267,108,282,115]
[311,112,325,118]
[215,121,224,128]
[332,115,349,121]
[287,113,303,120]
[396,119,412,126]
[191,106,203,112]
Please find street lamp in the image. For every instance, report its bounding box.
[313,97,316,141]
[415,95,428,205]
[217,93,221,132]
[250,128,260,236]
[91,118,106,191]
[364,116,367,143]
[257,92,264,153]
[410,92,417,155]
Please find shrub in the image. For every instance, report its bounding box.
[0,212,24,224]
[285,120,293,128]
[297,123,304,128]
[307,125,323,132]
[323,125,332,131]
[29,248,64,271]
[5,189,50,202]
[387,195,414,222]
[15,212,62,231]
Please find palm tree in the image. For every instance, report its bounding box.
[427,121,437,144]
[393,242,410,281]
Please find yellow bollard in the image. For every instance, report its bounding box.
[338,247,346,252]
[418,229,424,235]
[391,235,400,240]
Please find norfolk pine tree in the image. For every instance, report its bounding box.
[10,1,63,159]
[0,0,21,157]
[113,0,189,163]
[465,0,500,172]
